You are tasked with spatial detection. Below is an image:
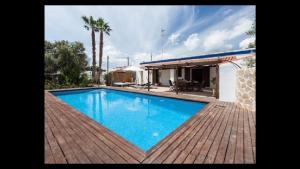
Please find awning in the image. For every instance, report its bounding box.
[140,48,255,69]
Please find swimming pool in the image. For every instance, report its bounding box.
[51,88,207,152]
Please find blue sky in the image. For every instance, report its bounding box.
[45,5,255,68]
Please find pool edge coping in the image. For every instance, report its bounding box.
[45,87,216,157]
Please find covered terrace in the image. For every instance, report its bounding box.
[140,48,256,98]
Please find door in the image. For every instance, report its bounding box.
[152,69,159,84]
[192,67,210,86]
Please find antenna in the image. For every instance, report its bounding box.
[107,55,109,73]
[161,28,165,57]
[106,55,109,86]
[150,52,152,61]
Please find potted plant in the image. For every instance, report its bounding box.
[211,77,216,97]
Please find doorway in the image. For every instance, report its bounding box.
[152,69,159,84]
[191,67,210,87]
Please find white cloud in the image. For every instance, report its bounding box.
[184,33,201,51]
[168,33,180,45]
[103,45,130,68]
[228,18,253,39]
[203,17,252,51]
[239,37,255,49]
[45,6,255,68]
[164,6,255,57]
[131,52,176,66]
[203,30,228,51]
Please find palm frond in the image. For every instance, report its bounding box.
[104,23,112,35]
[81,16,89,24]
[84,25,89,30]
[97,18,104,24]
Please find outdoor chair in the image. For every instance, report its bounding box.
[142,82,152,87]
[169,80,175,91]
[192,80,205,91]
[200,81,206,91]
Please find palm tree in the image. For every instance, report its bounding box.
[95,18,112,84]
[82,16,97,82]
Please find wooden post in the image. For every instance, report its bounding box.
[175,66,178,95]
[215,64,219,99]
[111,72,113,86]
[147,67,150,91]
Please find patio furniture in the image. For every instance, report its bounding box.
[113,82,129,87]
[178,79,191,91]
[185,81,194,91]
[132,82,158,89]
[192,80,205,91]
[169,80,175,91]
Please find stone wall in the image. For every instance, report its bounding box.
[235,67,256,111]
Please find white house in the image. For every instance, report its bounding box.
[138,48,256,102]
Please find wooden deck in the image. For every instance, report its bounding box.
[45,87,256,164]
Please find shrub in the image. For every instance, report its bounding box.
[244,58,256,68]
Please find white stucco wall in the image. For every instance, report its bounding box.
[159,69,170,86]
[219,59,245,102]
[170,69,175,82]
[136,71,143,85]
[136,69,152,85]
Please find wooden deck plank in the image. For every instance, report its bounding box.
[44,128,56,164]
[142,102,217,163]
[44,89,255,164]
[47,105,105,163]
[145,102,216,154]
[48,93,139,163]
[46,104,95,163]
[247,108,256,162]
[194,102,234,163]
[223,105,240,163]
[243,107,254,163]
[234,105,244,163]
[166,102,227,164]
[50,101,118,164]
[193,102,229,163]
[160,102,226,164]
[183,102,227,163]
[214,103,237,163]
[203,102,235,163]
[53,100,130,164]
[250,109,256,125]
[45,122,68,164]
[49,93,143,163]
[45,113,76,163]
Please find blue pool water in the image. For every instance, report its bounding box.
[52,88,206,151]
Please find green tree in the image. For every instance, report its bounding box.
[95,18,112,84]
[82,16,97,82]
[246,19,256,36]
[45,41,59,76]
[244,19,256,68]
[246,19,256,48]
[44,40,88,87]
